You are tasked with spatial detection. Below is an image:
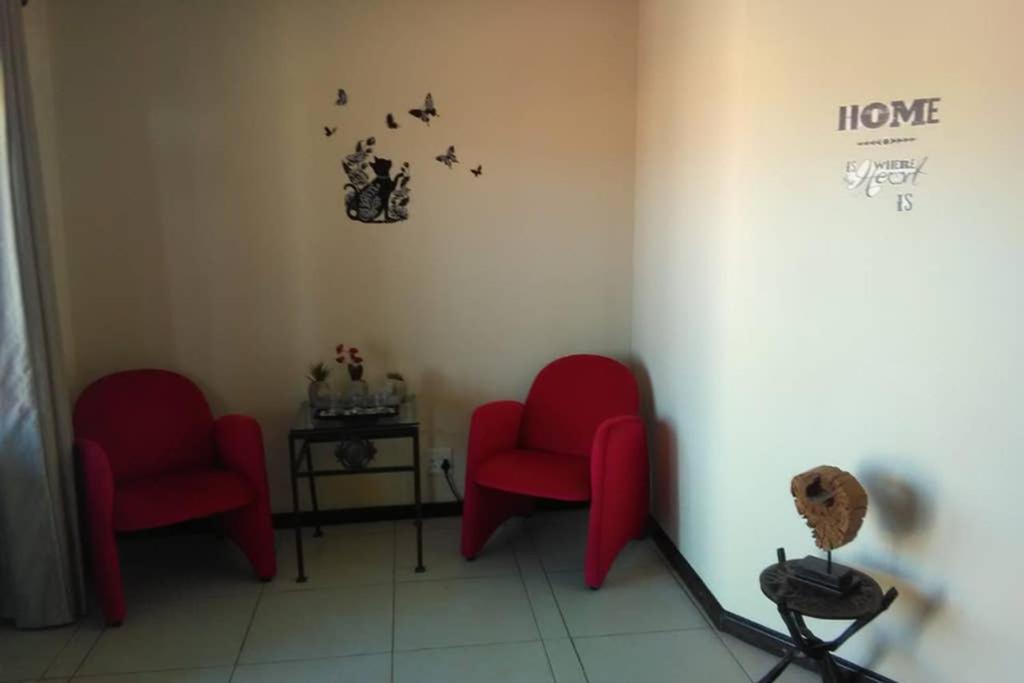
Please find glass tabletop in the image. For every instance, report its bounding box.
[290,397,419,436]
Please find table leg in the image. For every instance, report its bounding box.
[289,437,307,583]
[304,443,323,537]
[413,430,425,573]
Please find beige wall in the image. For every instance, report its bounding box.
[23,0,75,381]
[634,0,1023,680]
[32,0,1024,677]
[27,0,637,510]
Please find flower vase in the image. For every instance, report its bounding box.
[346,363,367,404]
[385,378,407,402]
[307,380,331,409]
[347,379,368,398]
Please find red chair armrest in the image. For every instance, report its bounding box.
[585,415,649,587]
[213,415,269,496]
[76,438,115,520]
[466,400,524,474]
[589,415,648,498]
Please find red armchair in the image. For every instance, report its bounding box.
[73,369,276,625]
[460,354,648,588]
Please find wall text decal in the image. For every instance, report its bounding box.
[844,158,927,198]
[837,98,940,131]
[838,97,942,212]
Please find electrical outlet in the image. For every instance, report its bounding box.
[428,447,452,476]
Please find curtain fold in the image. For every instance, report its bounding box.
[0,0,84,628]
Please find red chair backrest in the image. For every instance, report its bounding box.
[520,354,639,456]
[73,369,216,482]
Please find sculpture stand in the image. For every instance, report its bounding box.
[789,552,858,594]
[758,548,898,683]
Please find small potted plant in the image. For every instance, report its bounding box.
[306,362,332,409]
[336,344,367,398]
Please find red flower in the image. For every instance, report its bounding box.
[348,347,360,356]
[335,343,344,354]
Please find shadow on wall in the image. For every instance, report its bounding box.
[630,360,681,539]
[417,367,496,500]
[854,458,947,677]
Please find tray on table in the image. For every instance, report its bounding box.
[313,405,400,420]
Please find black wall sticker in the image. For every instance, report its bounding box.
[409,93,438,125]
[322,86,483,225]
[837,97,941,212]
[343,137,412,224]
[435,146,458,169]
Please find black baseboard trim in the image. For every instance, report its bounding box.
[649,520,898,683]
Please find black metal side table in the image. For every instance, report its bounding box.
[757,549,898,683]
[287,400,425,582]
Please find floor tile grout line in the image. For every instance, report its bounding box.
[390,521,397,683]
[40,621,80,679]
[531,525,590,683]
[222,649,393,670]
[69,663,237,678]
[512,537,558,682]
[395,570,519,584]
[649,543,718,631]
[393,636,545,656]
[261,569,522,595]
[228,592,261,682]
[716,631,758,683]
[68,618,105,680]
[238,638,544,667]
[570,624,721,641]
[647,524,751,679]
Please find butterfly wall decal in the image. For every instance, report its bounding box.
[435,145,458,168]
[470,165,482,177]
[409,92,438,125]
[324,126,338,137]
[386,113,399,129]
[336,89,348,106]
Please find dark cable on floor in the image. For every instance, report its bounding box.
[440,459,462,502]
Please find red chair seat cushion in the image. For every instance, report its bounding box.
[113,468,255,531]
[476,449,591,501]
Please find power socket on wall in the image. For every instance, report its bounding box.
[428,446,453,476]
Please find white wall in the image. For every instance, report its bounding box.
[634,0,1023,680]
[27,0,637,511]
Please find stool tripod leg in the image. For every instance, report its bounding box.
[756,649,796,683]
[820,653,845,683]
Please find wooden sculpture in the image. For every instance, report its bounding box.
[791,466,868,551]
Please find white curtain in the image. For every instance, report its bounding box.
[0,0,84,627]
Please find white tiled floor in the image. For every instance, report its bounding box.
[0,510,819,683]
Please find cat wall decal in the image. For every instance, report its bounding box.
[342,137,411,224]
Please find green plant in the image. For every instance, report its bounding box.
[306,362,331,383]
